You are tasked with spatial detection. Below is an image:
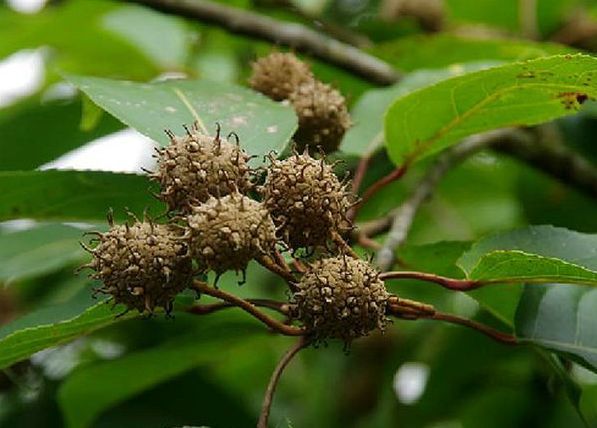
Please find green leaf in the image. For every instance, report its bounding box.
[342,62,500,157]
[0,1,160,79]
[373,34,574,71]
[458,225,597,283]
[0,97,123,171]
[457,225,597,325]
[385,54,597,165]
[515,284,597,373]
[67,75,298,161]
[58,314,266,428]
[101,4,191,69]
[0,170,163,222]
[0,224,90,284]
[0,295,137,370]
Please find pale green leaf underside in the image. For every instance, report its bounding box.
[457,225,597,286]
[516,285,597,372]
[67,75,298,162]
[468,250,597,285]
[385,54,597,165]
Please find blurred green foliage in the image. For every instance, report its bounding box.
[1,0,597,427]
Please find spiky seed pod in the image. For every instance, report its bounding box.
[152,124,251,213]
[262,151,352,250]
[249,52,314,101]
[83,221,192,314]
[293,256,389,344]
[289,80,351,153]
[186,192,277,275]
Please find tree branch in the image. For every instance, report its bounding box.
[494,127,597,199]
[258,336,309,428]
[188,298,290,315]
[385,295,518,345]
[357,126,597,271]
[380,270,480,290]
[192,280,305,336]
[126,0,400,85]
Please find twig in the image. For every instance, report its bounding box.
[381,269,597,289]
[430,311,518,345]
[349,164,408,221]
[188,299,290,315]
[192,280,305,336]
[494,127,597,199]
[127,0,399,85]
[257,255,298,288]
[255,0,372,48]
[351,154,372,195]
[332,231,360,259]
[385,296,518,345]
[258,336,309,428]
[519,0,539,40]
[374,129,508,270]
[380,270,480,290]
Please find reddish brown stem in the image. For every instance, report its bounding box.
[258,336,309,428]
[273,249,291,272]
[380,271,481,291]
[257,255,297,288]
[350,164,408,221]
[291,259,306,273]
[188,299,290,316]
[192,281,304,336]
[430,311,519,345]
[332,231,360,259]
[351,154,372,194]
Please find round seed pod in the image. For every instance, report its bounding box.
[293,256,389,344]
[249,52,314,101]
[289,80,351,153]
[262,151,352,250]
[187,192,277,275]
[152,124,251,213]
[83,220,192,315]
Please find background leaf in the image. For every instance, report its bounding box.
[0,295,136,370]
[0,97,123,171]
[516,284,597,373]
[457,225,597,285]
[0,224,90,284]
[373,34,574,71]
[342,62,501,157]
[57,313,267,428]
[0,170,163,222]
[68,75,298,161]
[385,54,597,165]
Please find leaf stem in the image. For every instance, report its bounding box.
[188,299,290,316]
[380,271,481,290]
[430,311,519,345]
[349,164,408,221]
[258,336,309,428]
[192,280,305,336]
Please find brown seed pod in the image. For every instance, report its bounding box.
[151,124,251,213]
[262,151,353,250]
[248,52,314,101]
[81,217,192,315]
[186,192,277,275]
[292,256,389,345]
[289,80,351,154]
